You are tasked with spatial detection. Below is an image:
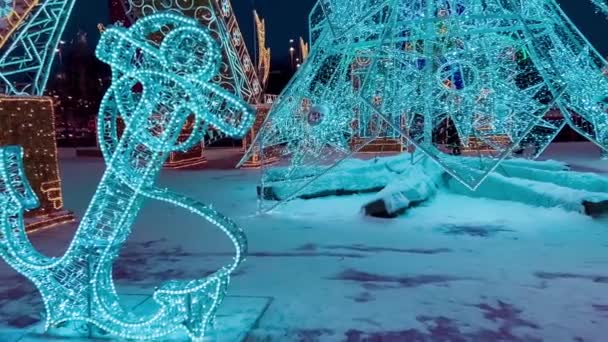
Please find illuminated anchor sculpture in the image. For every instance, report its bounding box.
[0,13,254,340]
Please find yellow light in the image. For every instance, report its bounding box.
[0,96,74,231]
[0,0,40,49]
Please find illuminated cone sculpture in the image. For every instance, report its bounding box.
[242,0,608,210]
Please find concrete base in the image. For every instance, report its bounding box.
[1,295,272,342]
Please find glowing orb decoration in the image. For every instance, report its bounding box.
[307,104,328,126]
[0,12,254,340]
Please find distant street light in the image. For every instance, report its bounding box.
[289,46,295,71]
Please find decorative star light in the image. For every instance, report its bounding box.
[0,12,254,340]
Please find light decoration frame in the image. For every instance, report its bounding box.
[0,0,11,17]
[0,0,75,95]
[120,0,263,105]
[0,95,74,231]
[590,0,608,16]
[242,0,608,211]
[299,37,309,61]
[254,10,271,90]
[118,0,265,169]
[0,12,254,340]
[0,0,39,49]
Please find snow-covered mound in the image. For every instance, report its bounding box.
[262,154,608,217]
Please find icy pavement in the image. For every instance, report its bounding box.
[1,143,608,341]
[539,142,608,174]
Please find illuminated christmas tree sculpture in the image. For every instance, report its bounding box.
[242,0,608,210]
[0,13,253,340]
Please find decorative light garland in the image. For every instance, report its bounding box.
[589,0,608,16]
[0,96,74,231]
[0,0,13,18]
[0,12,254,340]
[254,10,271,90]
[0,0,40,51]
[115,0,264,168]
[243,0,608,210]
[0,0,75,95]
[120,0,262,104]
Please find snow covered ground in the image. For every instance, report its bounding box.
[1,143,608,341]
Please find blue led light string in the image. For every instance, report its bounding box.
[589,0,608,16]
[0,0,12,17]
[0,12,254,340]
[0,0,76,95]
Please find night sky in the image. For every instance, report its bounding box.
[65,0,607,67]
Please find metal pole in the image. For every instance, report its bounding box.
[251,0,258,73]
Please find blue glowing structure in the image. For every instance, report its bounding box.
[0,13,254,340]
[0,0,12,17]
[119,0,263,105]
[0,0,75,95]
[242,0,608,210]
[591,0,608,15]
[118,0,264,166]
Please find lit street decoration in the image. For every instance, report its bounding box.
[0,12,254,340]
[0,0,75,95]
[590,0,608,16]
[0,0,13,17]
[0,0,75,229]
[254,10,271,90]
[0,96,74,231]
[119,0,263,104]
[243,0,608,210]
[115,0,264,168]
